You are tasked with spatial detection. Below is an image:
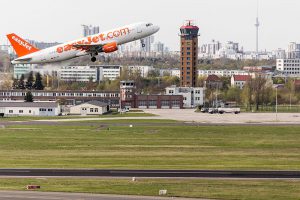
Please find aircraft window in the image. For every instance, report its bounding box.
[146,23,153,27]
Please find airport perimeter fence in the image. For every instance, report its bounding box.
[240,105,300,113]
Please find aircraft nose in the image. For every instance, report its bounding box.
[153,25,160,33]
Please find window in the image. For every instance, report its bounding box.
[139,101,147,106]
[29,110,31,113]
[149,100,157,106]
[9,110,13,113]
[19,110,23,113]
[48,109,53,112]
[161,100,169,106]
[90,108,94,112]
[95,108,98,112]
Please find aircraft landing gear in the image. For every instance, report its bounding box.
[91,57,96,62]
[140,39,146,48]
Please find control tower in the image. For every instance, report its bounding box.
[179,20,199,87]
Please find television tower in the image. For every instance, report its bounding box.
[254,0,260,54]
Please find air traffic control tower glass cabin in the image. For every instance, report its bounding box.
[180,21,199,87]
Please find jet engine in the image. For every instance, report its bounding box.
[102,42,118,53]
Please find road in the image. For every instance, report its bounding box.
[0,191,204,200]
[0,169,300,179]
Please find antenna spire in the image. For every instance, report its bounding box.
[255,0,260,54]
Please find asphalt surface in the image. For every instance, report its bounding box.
[0,191,204,200]
[0,169,300,179]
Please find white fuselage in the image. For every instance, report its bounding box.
[12,22,159,64]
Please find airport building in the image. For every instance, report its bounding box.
[165,86,204,108]
[0,102,60,117]
[0,90,120,107]
[120,81,183,109]
[180,21,199,87]
[69,101,109,115]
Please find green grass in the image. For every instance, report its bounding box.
[0,123,300,169]
[0,112,156,121]
[0,178,299,200]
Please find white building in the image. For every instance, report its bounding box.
[0,102,60,116]
[287,42,300,59]
[128,66,154,77]
[198,69,250,77]
[58,66,97,82]
[159,69,180,77]
[231,75,251,89]
[276,59,300,77]
[165,86,205,108]
[90,65,121,81]
[69,101,109,115]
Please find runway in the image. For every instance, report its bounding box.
[0,169,300,179]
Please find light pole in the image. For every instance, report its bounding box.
[275,86,278,121]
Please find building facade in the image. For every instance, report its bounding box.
[180,21,199,87]
[58,66,97,82]
[0,102,60,116]
[0,90,120,107]
[165,86,204,108]
[276,59,300,77]
[231,75,251,89]
[69,101,109,115]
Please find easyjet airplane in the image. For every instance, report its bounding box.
[7,22,159,64]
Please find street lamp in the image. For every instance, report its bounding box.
[275,86,278,121]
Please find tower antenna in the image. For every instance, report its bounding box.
[255,0,260,54]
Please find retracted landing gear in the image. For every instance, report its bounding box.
[140,39,146,48]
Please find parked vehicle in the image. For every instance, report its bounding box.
[217,107,240,114]
[208,108,218,114]
[200,107,209,113]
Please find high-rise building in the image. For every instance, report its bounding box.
[287,42,300,59]
[179,21,199,87]
[82,25,100,37]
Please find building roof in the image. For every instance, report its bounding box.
[0,102,58,108]
[206,75,221,82]
[83,101,108,107]
[233,75,251,82]
[294,80,300,86]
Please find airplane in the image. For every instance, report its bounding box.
[7,22,159,64]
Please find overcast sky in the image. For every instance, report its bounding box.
[1,0,299,51]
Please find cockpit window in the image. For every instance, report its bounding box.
[146,23,153,27]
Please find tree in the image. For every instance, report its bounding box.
[33,72,44,90]
[26,71,34,90]
[24,91,33,102]
[225,87,241,103]
[17,74,26,89]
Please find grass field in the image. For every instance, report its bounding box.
[0,121,300,169]
[0,178,299,200]
[0,112,156,121]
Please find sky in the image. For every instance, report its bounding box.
[0,0,299,51]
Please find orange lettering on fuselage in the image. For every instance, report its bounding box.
[56,27,130,53]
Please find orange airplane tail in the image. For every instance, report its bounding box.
[6,33,40,57]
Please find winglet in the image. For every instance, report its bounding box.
[6,33,40,57]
